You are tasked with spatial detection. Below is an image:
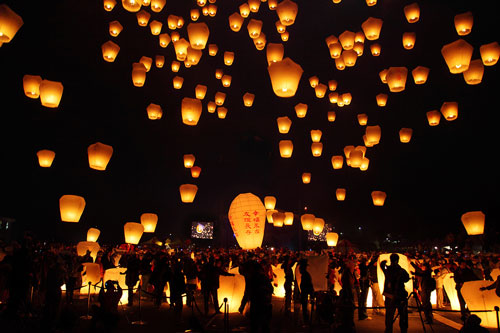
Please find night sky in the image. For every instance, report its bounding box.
[1,0,499,247]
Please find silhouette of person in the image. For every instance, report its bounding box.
[381,254,410,333]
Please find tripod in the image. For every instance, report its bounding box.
[393,291,433,332]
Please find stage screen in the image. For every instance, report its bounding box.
[191,221,214,239]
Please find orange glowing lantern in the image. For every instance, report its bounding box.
[228,12,244,32]
[295,103,308,118]
[353,41,364,56]
[217,107,228,119]
[365,125,381,145]
[104,0,117,11]
[277,116,292,134]
[268,0,278,10]
[150,0,165,12]
[275,21,286,34]
[279,140,293,158]
[328,42,342,59]
[355,31,365,43]
[60,195,86,222]
[87,228,100,242]
[190,9,200,21]
[179,184,198,203]
[207,101,216,113]
[328,111,336,122]
[283,212,293,226]
[276,0,298,26]
[315,83,327,98]
[167,15,179,30]
[224,51,235,66]
[326,232,339,246]
[207,4,217,16]
[195,85,207,100]
[266,210,277,224]
[361,17,383,41]
[122,0,141,12]
[339,30,355,50]
[171,32,181,42]
[183,154,196,168]
[440,101,458,121]
[302,172,311,184]
[411,66,430,84]
[404,2,420,23]
[335,55,345,70]
[172,76,184,89]
[39,80,64,108]
[480,42,499,66]
[329,92,339,104]
[463,59,484,85]
[272,212,285,227]
[331,155,343,169]
[149,20,162,35]
[454,12,473,36]
[208,44,218,56]
[132,63,147,87]
[187,22,209,49]
[228,193,266,249]
[88,142,113,171]
[155,55,164,68]
[301,214,315,231]
[357,114,368,126]
[253,33,266,50]
[124,222,144,244]
[136,10,151,26]
[243,93,255,107]
[310,130,322,143]
[190,166,201,178]
[171,61,180,72]
[181,97,202,126]
[248,0,260,12]
[139,56,153,72]
[402,32,416,50]
[386,67,408,92]
[23,75,42,99]
[312,218,325,236]
[328,80,337,91]
[426,110,441,126]
[280,31,290,42]
[376,93,388,106]
[0,4,23,43]
[311,143,323,157]
[370,43,381,56]
[215,68,223,79]
[267,58,303,98]
[371,191,386,206]
[309,76,319,88]
[441,39,473,74]
[109,21,123,37]
[342,93,352,105]
[343,49,358,67]
[399,128,413,143]
[379,68,388,83]
[37,149,55,167]
[214,91,226,106]
[159,33,171,48]
[221,75,232,88]
[173,38,190,61]
[336,188,346,201]
[141,213,158,233]
[461,211,485,235]
[247,19,263,39]
[77,242,100,261]
[239,3,250,17]
[264,196,277,210]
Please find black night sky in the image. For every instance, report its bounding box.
[0,0,498,247]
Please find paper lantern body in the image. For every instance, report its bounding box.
[0,5,23,43]
[312,218,325,235]
[295,103,308,118]
[82,263,101,285]
[124,222,144,244]
[331,156,343,169]
[227,193,266,250]
[440,101,458,121]
[412,66,430,84]
[39,80,64,108]
[339,30,355,50]
[365,125,381,145]
[136,10,150,26]
[266,43,284,65]
[77,241,100,262]
[301,214,314,231]
[399,128,413,143]
[370,43,381,56]
[149,20,163,35]
[264,196,276,210]
[386,67,408,92]
[87,228,101,242]
[218,268,246,312]
[371,191,387,206]
[190,166,201,178]
[276,0,298,26]
[480,42,500,66]
[215,92,226,106]
[228,12,244,32]
[461,211,485,235]
[187,22,209,49]
[223,51,234,65]
[402,32,416,50]
[132,63,147,86]
[179,184,198,203]
[279,140,293,158]
[155,55,164,68]
[37,149,55,167]
[361,17,383,41]
[426,110,441,126]
[336,188,346,201]
[276,116,292,134]
[217,107,228,119]
[376,93,388,106]
[441,39,474,74]
[159,33,171,47]
[284,212,294,226]
[104,267,139,304]
[267,58,303,98]
[327,111,336,122]
[243,93,255,107]
[326,232,339,246]
[141,213,158,232]
[272,212,285,227]
[443,273,461,310]
[462,281,499,328]
[109,20,123,37]
[60,195,86,222]
[329,43,342,58]
[123,0,141,12]
[311,143,323,157]
[454,11,473,36]
[404,2,420,23]
[104,0,117,11]
[23,75,42,98]
[463,59,484,85]
[247,19,263,39]
[181,97,202,125]
[88,142,113,171]
[147,103,163,120]
[302,172,311,184]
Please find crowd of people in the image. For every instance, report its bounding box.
[0,233,499,332]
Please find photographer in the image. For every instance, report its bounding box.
[91,280,123,332]
[381,254,410,333]
[410,261,434,324]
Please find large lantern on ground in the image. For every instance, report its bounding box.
[124,222,144,244]
[454,12,473,36]
[461,211,485,235]
[87,228,100,242]
[0,4,23,43]
[276,0,298,26]
[326,232,339,246]
[187,22,209,49]
[141,213,158,233]
[104,0,117,11]
[386,67,408,92]
[301,214,314,231]
[404,2,420,23]
[181,97,202,126]
[361,17,383,41]
[88,142,113,171]
[440,101,458,121]
[228,193,266,250]
[77,241,100,262]
[279,140,293,158]
[179,184,198,203]
[267,58,303,98]
[37,149,55,167]
[441,39,473,74]
[371,191,386,206]
[60,195,86,222]
[39,80,64,108]
[480,42,499,66]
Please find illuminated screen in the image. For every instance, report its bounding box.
[307,224,333,241]
[191,221,214,239]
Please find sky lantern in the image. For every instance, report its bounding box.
[441,39,473,74]
[328,92,339,104]
[109,21,123,37]
[342,92,352,105]
[190,166,201,178]
[295,103,307,118]
[440,101,458,121]
[88,142,113,171]
[463,59,484,85]
[228,12,244,32]
[411,66,430,84]
[181,97,202,125]
[454,11,473,36]
[353,41,364,56]
[176,16,185,29]
[208,43,218,56]
[186,46,203,65]
[228,193,266,250]
[426,110,441,126]
[122,0,141,12]
[331,155,343,169]
[366,0,377,6]
[247,19,263,39]
[272,212,285,227]
[172,76,184,89]
[87,228,100,242]
[214,91,226,105]
[276,116,292,134]
[197,0,206,6]
[150,0,166,12]
[264,196,277,210]
[266,210,275,224]
[376,93,388,106]
[312,218,325,236]
[239,3,250,17]
[167,15,179,29]
[60,195,86,222]
[328,80,337,91]
[179,184,198,203]
[311,142,323,157]
[187,22,209,49]
[170,31,180,42]
[141,213,158,233]
[329,43,342,58]
[336,188,346,201]
[349,149,364,168]
[103,0,117,11]
[335,55,345,70]
[479,42,499,66]
[315,83,327,98]
[301,214,314,231]
[309,76,319,88]
[0,4,23,44]
[215,68,223,79]
[267,57,303,98]
[404,2,420,23]
[195,84,207,99]
[142,0,151,7]
[248,0,260,12]
[325,34,338,46]
[37,149,55,167]
[283,212,294,226]
[302,172,311,184]
[146,103,162,120]
[139,56,152,72]
[379,68,388,83]
[328,111,336,122]
[343,49,357,66]
[23,75,42,99]
[399,128,413,143]
[279,140,293,158]
[275,21,286,34]
[268,0,278,10]
[171,61,180,72]
[355,31,365,44]
[207,4,217,17]
[207,101,216,113]
[173,38,190,61]
[155,55,164,68]
[276,0,298,26]
[339,30,355,50]
[243,92,255,107]
[136,10,150,26]
[370,43,381,56]
[221,75,232,87]
[201,6,209,16]
[461,211,485,235]
[183,154,195,168]
[39,80,64,108]
[371,191,387,206]
[217,107,228,119]
[402,32,416,49]
[124,222,144,244]
[365,125,381,145]
[357,114,368,126]
[280,31,290,42]
[386,67,408,92]
[361,17,383,40]
[360,157,370,171]
[224,51,235,66]
[344,145,355,159]
[310,130,322,143]
[326,232,339,246]
[190,9,200,21]
[149,20,163,35]
[159,33,171,48]
[132,62,147,87]
[253,33,267,50]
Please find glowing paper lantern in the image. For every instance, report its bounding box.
[207,4,217,16]
[454,12,473,36]
[411,66,429,84]
[312,218,325,236]
[301,214,314,231]
[208,44,218,56]
[339,30,355,50]
[349,148,364,168]
[331,155,343,169]
[227,193,266,250]
[361,17,383,41]
[139,56,153,72]
[267,58,303,98]
[248,0,260,12]
[228,12,244,32]
[284,212,294,226]
[329,92,338,104]
[101,40,120,62]
[302,172,311,184]
[239,3,250,17]
[371,191,387,206]
[217,107,228,119]
[386,67,408,92]
[39,80,63,108]
[155,55,164,68]
[463,59,484,85]
[146,102,162,119]
[136,10,150,26]
[276,116,292,134]
[276,0,298,26]
[77,241,100,261]
[329,43,342,58]
[310,130,322,142]
[60,195,86,222]
[376,93,388,106]
[426,110,441,126]
[150,0,165,12]
[480,42,500,66]
[461,281,498,328]
[336,188,346,201]
[279,140,293,158]
[326,232,339,246]
[88,142,113,171]
[441,39,473,74]
[404,2,420,23]
[399,128,413,143]
[0,4,23,43]
[167,15,179,29]
[171,61,180,72]
[109,21,123,37]
[215,68,223,79]
[370,43,381,56]
[195,85,207,100]
[179,184,198,203]
[243,93,255,107]
[187,22,209,49]
[281,31,289,42]
[207,101,216,113]
[327,111,336,122]
[23,75,42,99]
[357,114,368,126]
[353,41,364,56]
[124,222,144,244]
[379,69,388,83]
[365,125,381,145]
[328,80,337,91]
[122,0,141,12]
[440,101,458,121]
[87,228,100,242]
[315,83,327,98]
[266,43,285,66]
[264,196,277,210]
[221,75,232,88]
[342,93,352,105]
[377,254,413,297]
[36,149,55,168]
[461,211,485,235]
[268,0,278,10]
[190,9,200,21]
[141,213,158,233]
[272,212,285,227]
[247,19,263,39]
[311,143,323,157]
[183,154,196,168]
[335,55,345,70]
[214,92,226,106]
[218,269,246,313]
[181,97,202,126]
[295,103,308,118]
[82,263,101,287]
[132,62,147,87]
[190,166,201,178]
[402,32,416,50]
[104,0,117,11]
[159,33,171,48]
[275,21,286,34]
[223,51,235,66]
